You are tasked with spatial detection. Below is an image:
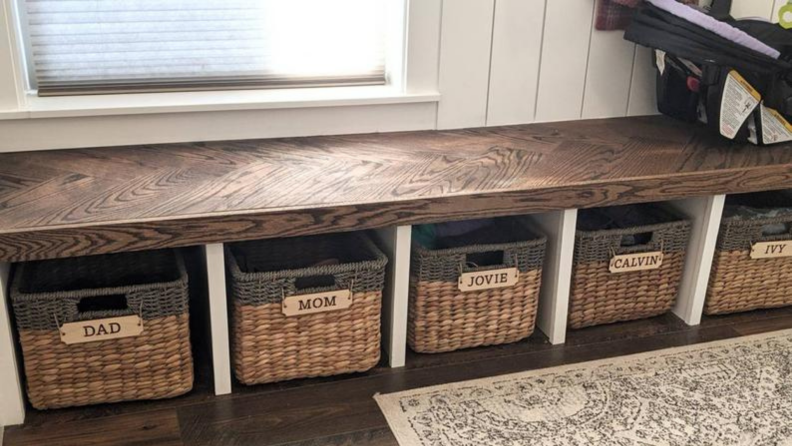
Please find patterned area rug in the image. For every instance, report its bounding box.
[375,330,792,445]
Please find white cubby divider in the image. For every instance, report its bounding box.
[373,226,412,368]
[203,244,233,396]
[532,210,578,345]
[669,195,726,326]
[0,194,747,428]
[0,262,25,426]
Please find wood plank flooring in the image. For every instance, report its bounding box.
[3,116,792,262]
[7,308,792,446]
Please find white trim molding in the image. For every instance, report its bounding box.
[0,101,439,152]
[2,87,439,121]
[0,262,25,427]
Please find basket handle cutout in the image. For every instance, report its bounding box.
[76,294,129,314]
[760,222,792,237]
[465,250,505,268]
[294,274,336,290]
[621,232,654,248]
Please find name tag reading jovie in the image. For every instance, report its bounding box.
[609,251,664,274]
[282,290,352,317]
[751,241,792,259]
[60,315,144,345]
[458,268,519,292]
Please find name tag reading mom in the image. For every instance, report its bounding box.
[751,241,792,259]
[609,252,664,274]
[60,315,144,345]
[458,268,519,292]
[282,290,352,317]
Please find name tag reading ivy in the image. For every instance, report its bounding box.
[458,268,519,292]
[60,315,144,345]
[751,241,792,259]
[282,290,352,317]
[609,252,664,274]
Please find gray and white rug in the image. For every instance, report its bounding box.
[376,329,792,445]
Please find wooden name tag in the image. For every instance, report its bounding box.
[282,290,352,317]
[60,315,144,345]
[609,251,664,274]
[458,268,519,292]
[751,241,792,259]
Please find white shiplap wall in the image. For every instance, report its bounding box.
[438,0,782,129]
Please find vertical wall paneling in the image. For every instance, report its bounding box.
[386,0,409,92]
[0,262,25,426]
[0,1,21,110]
[668,195,726,326]
[532,210,578,345]
[534,0,595,122]
[774,0,788,22]
[486,0,545,126]
[203,244,232,396]
[373,226,412,368]
[582,31,636,119]
[436,0,495,129]
[404,0,442,93]
[730,0,775,19]
[0,102,439,153]
[626,45,659,116]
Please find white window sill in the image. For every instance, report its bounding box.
[0,86,440,120]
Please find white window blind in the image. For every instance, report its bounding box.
[21,0,389,96]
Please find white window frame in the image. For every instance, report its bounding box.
[0,0,441,151]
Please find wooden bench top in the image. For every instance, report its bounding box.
[2,115,792,262]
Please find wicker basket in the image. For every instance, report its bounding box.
[11,250,193,410]
[228,232,387,385]
[408,218,547,354]
[569,204,691,329]
[706,192,792,315]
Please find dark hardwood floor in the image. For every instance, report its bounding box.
[6,308,792,446]
[4,115,792,262]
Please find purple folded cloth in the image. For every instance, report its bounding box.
[646,0,780,59]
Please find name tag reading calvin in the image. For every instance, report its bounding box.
[60,315,144,345]
[609,252,664,274]
[751,241,792,259]
[282,290,352,317]
[458,268,519,292]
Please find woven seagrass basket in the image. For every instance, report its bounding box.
[706,192,792,315]
[228,232,388,385]
[569,204,691,329]
[11,250,193,410]
[408,218,547,354]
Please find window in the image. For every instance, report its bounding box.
[17,0,391,96]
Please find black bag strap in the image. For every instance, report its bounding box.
[708,0,733,21]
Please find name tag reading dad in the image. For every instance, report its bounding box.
[751,241,792,259]
[458,268,519,292]
[282,290,352,317]
[60,315,144,345]
[609,252,664,274]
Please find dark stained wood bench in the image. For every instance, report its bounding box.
[2,115,792,263]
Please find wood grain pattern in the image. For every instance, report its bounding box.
[2,116,792,262]
[6,409,183,446]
